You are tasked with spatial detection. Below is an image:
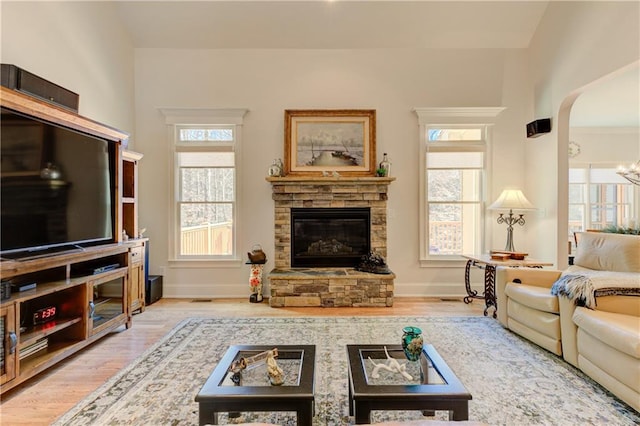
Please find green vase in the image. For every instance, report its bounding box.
[401,326,423,361]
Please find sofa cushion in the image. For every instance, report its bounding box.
[507,298,561,337]
[573,307,640,359]
[574,232,640,273]
[505,283,559,313]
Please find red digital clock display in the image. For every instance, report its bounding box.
[33,306,57,325]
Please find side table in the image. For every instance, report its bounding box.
[462,254,553,318]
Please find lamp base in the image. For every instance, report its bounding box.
[496,209,526,253]
[504,227,515,252]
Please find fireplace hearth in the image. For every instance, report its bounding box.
[291,207,370,268]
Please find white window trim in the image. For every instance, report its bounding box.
[160,108,248,266]
[413,107,504,268]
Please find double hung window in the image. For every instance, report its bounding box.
[414,108,502,265]
[176,126,235,258]
[162,108,247,262]
[425,128,485,258]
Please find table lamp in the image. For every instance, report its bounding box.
[488,189,535,252]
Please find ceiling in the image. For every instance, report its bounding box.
[112,1,638,128]
[114,1,549,49]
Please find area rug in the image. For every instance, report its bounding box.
[53,317,639,426]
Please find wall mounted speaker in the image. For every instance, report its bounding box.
[526,118,551,138]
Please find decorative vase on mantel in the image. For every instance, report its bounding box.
[401,326,424,361]
[378,153,391,177]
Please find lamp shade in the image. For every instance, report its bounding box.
[488,189,535,211]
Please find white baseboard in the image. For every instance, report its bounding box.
[161,281,485,300]
[392,281,484,298]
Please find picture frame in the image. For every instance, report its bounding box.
[284,109,376,176]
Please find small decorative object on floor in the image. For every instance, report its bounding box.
[378,152,391,177]
[249,264,264,303]
[356,251,391,274]
[266,353,284,386]
[401,326,424,361]
[247,244,266,302]
[368,346,413,380]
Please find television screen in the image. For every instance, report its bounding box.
[1,107,116,258]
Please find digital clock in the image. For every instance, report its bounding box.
[33,306,57,325]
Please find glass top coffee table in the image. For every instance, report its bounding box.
[195,345,315,425]
[347,344,472,424]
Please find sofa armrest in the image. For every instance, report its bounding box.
[495,267,562,327]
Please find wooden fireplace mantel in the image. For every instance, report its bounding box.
[266,176,395,185]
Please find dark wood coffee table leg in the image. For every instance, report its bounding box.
[354,401,373,424]
[198,404,218,425]
[450,400,469,421]
[297,403,314,426]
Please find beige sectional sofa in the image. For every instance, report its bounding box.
[496,232,640,412]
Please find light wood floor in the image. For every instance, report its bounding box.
[0,297,484,425]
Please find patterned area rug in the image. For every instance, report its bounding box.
[54,317,639,425]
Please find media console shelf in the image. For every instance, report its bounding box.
[0,244,134,392]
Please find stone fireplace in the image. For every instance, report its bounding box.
[266,176,395,307]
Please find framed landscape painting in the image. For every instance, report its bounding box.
[284,109,376,176]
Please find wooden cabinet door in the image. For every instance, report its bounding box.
[0,304,17,385]
[89,270,127,337]
[129,264,141,312]
[128,242,145,314]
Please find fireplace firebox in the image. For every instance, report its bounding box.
[291,207,370,267]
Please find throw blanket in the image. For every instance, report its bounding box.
[551,265,640,309]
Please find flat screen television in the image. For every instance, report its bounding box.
[1,106,117,259]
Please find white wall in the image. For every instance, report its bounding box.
[0,2,135,137]
[134,48,531,298]
[569,128,640,165]
[526,1,640,267]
